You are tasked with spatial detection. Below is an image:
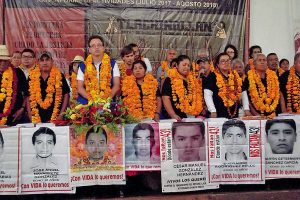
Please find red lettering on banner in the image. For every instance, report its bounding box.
[249,134,260,157]
[82,174,94,180]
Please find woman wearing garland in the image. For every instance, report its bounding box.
[243,53,280,118]
[0,45,29,126]
[204,53,251,118]
[162,55,203,120]
[279,52,300,113]
[122,60,161,122]
[28,51,70,123]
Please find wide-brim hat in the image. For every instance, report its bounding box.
[0,45,11,60]
[72,55,84,63]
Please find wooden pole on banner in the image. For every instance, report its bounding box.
[244,0,251,64]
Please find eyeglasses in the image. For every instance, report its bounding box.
[90,44,103,48]
[220,59,230,64]
[22,55,33,59]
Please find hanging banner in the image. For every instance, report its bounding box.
[125,123,160,171]
[0,128,19,195]
[70,126,125,187]
[264,116,300,179]
[4,0,246,70]
[207,119,265,184]
[160,122,218,193]
[20,126,74,194]
[292,0,300,53]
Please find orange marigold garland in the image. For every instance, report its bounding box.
[278,67,285,76]
[248,69,279,118]
[122,74,158,120]
[70,72,78,100]
[286,66,300,113]
[215,69,242,118]
[119,62,127,78]
[168,68,203,116]
[29,65,63,123]
[84,53,112,101]
[0,67,17,125]
[160,61,169,80]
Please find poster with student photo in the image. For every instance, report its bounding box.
[20,126,74,194]
[263,116,300,179]
[125,123,160,171]
[69,125,125,187]
[207,119,265,184]
[0,128,19,194]
[160,121,218,193]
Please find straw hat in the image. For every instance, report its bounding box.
[0,45,11,60]
[72,55,84,63]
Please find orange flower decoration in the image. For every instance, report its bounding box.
[168,68,203,116]
[29,65,63,123]
[84,53,112,101]
[122,74,158,120]
[0,67,13,125]
[248,69,279,118]
[160,61,169,80]
[70,72,78,101]
[286,66,300,113]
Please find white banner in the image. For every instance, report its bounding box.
[125,123,160,171]
[264,116,300,178]
[0,128,19,194]
[207,119,265,184]
[70,126,125,187]
[20,126,74,194]
[160,122,218,193]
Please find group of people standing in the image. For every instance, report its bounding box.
[0,34,299,126]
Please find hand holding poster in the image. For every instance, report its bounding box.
[0,128,19,194]
[20,126,74,194]
[264,117,300,178]
[160,122,218,193]
[207,119,265,184]
[125,123,160,171]
[70,125,125,187]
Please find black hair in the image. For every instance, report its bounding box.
[120,45,133,58]
[279,59,289,67]
[88,35,104,47]
[172,122,205,138]
[224,44,238,60]
[170,58,178,68]
[32,127,56,145]
[176,55,190,65]
[132,60,147,71]
[128,43,138,48]
[21,48,35,58]
[222,120,246,138]
[249,45,262,58]
[132,123,155,156]
[265,119,296,136]
[214,52,229,68]
[267,53,278,59]
[0,131,4,147]
[85,126,108,144]
[294,52,300,63]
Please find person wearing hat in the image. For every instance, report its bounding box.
[66,55,84,101]
[27,51,70,123]
[0,45,29,126]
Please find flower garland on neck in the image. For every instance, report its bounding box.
[71,72,78,100]
[286,66,300,113]
[168,68,203,116]
[84,53,112,101]
[122,74,158,120]
[119,62,127,78]
[0,67,18,125]
[160,61,169,80]
[215,69,242,118]
[247,69,279,118]
[278,67,285,76]
[29,65,63,123]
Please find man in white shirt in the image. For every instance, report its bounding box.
[77,35,120,104]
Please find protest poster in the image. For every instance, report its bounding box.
[263,116,300,178]
[0,128,19,194]
[160,121,218,193]
[207,119,265,184]
[125,123,160,171]
[70,125,125,187]
[20,126,74,194]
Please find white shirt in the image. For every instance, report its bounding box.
[143,57,152,72]
[77,60,120,81]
